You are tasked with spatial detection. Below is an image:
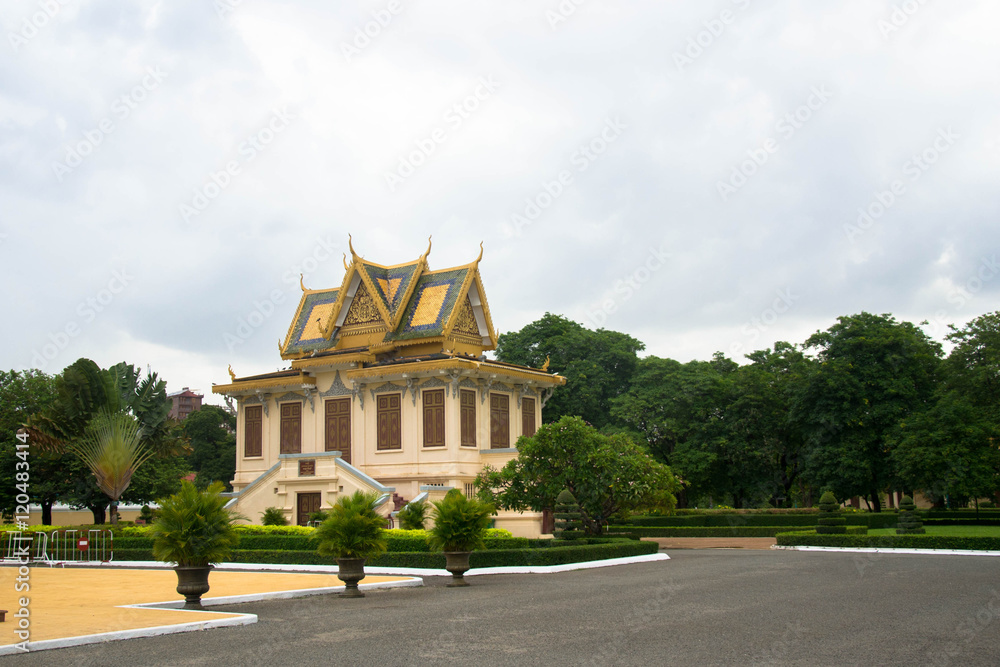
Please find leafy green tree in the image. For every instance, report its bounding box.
[890,391,999,507]
[610,356,730,506]
[0,369,68,522]
[723,343,815,507]
[24,358,188,522]
[495,313,644,428]
[944,311,1000,409]
[182,405,236,490]
[475,416,678,534]
[796,313,942,511]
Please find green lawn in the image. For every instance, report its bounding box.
[869,526,1000,537]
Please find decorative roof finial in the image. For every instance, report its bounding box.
[420,235,432,262]
[228,365,237,382]
[541,355,550,372]
[348,234,358,260]
[475,241,484,264]
[343,252,349,271]
[299,273,308,292]
[278,339,284,354]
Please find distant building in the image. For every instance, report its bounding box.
[168,387,204,420]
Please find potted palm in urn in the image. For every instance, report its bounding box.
[150,481,242,610]
[313,491,388,598]
[428,489,495,587]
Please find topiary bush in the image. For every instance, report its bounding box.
[896,496,926,534]
[312,491,388,561]
[260,507,289,526]
[428,489,495,552]
[397,499,428,530]
[553,489,584,540]
[816,491,846,534]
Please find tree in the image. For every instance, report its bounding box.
[796,313,942,511]
[944,311,1000,409]
[495,313,644,428]
[475,416,679,534]
[610,356,730,506]
[0,369,66,522]
[890,391,999,507]
[723,343,814,507]
[25,358,187,522]
[183,405,236,490]
[68,409,154,524]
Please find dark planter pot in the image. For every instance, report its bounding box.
[175,565,214,610]
[444,551,471,587]
[337,558,367,598]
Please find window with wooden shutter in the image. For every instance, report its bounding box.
[244,405,262,457]
[377,393,402,450]
[490,393,509,449]
[460,389,476,447]
[325,398,351,464]
[279,402,302,454]
[522,397,536,438]
[422,389,445,447]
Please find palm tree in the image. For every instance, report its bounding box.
[68,409,155,524]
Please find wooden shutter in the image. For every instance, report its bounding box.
[460,390,476,447]
[522,397,536,437]
[422,389,445,447]
[325,398,352,464]
[377,394,402,450]
[244,405,262,457]
[280,402,301,454]
[490,394,509,449]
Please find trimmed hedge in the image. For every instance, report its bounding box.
[775,531,1000,551]
[112,538,656,568]
[113,533,528,552]
[610,525,866,538]
[625,513,898,529]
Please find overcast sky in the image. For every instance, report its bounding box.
[2,1,998,405]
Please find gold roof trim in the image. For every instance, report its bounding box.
[212,373,317,395]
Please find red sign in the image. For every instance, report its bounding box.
[78,538,89,551]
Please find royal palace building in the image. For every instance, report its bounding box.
[212,238,565,536]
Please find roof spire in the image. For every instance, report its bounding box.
[475,241,484,265]
[348,234,359,262]
[420,235,432,263]
[299,273,308,292]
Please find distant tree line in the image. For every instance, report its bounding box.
[496,311,1000,511]
[0,358,236,523]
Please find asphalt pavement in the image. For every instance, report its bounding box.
[9,549,1000,666]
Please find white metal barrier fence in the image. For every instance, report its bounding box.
[1,529,112,564]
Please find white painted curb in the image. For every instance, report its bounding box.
[773,545,1000,557]
[63,553,669,577]
[0,614,256,657]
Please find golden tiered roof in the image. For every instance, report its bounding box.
[280,237,497,361]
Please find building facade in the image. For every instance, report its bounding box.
[167,387,203,420]
[212,239,564,536]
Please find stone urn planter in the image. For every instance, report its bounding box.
[175,565,214,610]
[444,551,472,587]
[336,558,367,598]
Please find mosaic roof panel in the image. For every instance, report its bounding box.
[363,262,421,321]
[284,289,339,355]
[387,269,468,341]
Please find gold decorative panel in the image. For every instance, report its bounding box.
[453,296,480,337]
[343,283,382,325]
